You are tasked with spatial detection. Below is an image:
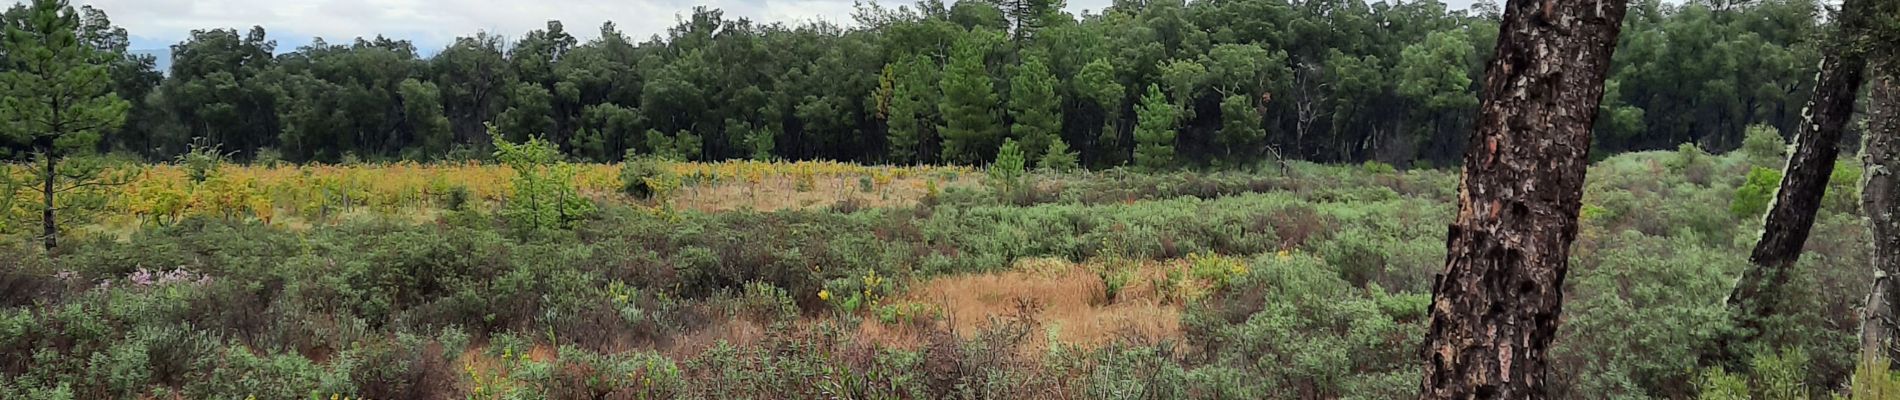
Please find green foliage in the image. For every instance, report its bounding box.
[989,138,1027,195]
[175,139,225,184]
[1559,231,1747,398]
[1844,355,1900,400]
[1218,94,1265,163]
[1361,160,1397,175]
[1038,138,1079,172]
[1,0,131,249]
[1669,142,1715,185]
[884,55,941,164]
[1074,59,1125,164]
[492,128,593,233]
[0,151,1878,399]
[1742,124,1789,168]
[398,78,454,157]
[1826,161,1863,213]
[644,129,701,161]
[1395,30,1478,112]
[1733,166,1783,219]
[1181,253,1424,399]
[1158,58,1208,120]
[0,0,1834,173]
[1134,84,1178,170]
[1008,55,1062,161]
[619,154,671,199]
[939,30,1003,164]
[743,123,775,161]
[1697,348,1812,400]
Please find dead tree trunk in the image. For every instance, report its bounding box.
[1860,65,1900,360]
[1418,0,1629,398]
[1720,0,1874,363]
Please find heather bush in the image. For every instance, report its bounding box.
[0,155,1873,399]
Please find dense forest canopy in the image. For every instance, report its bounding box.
[0,0,1832,167]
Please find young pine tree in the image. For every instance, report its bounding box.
[1038,138,1079,172]
[1,0,131,250]
[1133,84,1178,170]
[989,138,1027,195]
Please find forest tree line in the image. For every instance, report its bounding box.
[0,0,1834,168]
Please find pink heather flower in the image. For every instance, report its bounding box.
[129,269,155,286]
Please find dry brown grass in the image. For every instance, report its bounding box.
[669,175,977,213]
[862,257,1186,350]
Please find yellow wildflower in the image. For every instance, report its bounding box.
[819,289,832,302]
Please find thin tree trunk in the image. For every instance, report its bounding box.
[1719,0,1873,363]
[1418,0,1628,398]
[1860,65,1900,360]
[40,147,55,251]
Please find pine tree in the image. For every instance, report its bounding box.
[1,0,131,250]
[1008,55,1061,161]
[989,138,1027,195]
[1419,0,1630,395]
[885,55,940,163]
[1721,0,1881,366]
[1075,59,1124,166]
[1218,94,1264,163]
[1133,84,1177,170]
[938,30,1002,164]
[1038,138,1078,172]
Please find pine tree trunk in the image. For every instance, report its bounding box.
[1418,0,1629,398]
[1860,65,1900,360]
[40,147,56,251]
[1721,0,1872,362]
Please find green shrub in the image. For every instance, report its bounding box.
[1555,232,1744,398]
[1669,142,1715,185]
[620,153,670,199]
[177,139,226,184]
[494,130,594,233]
[1741,124,1787,168]
[1361,160,1397,174]
[1181,253,1422,399]
[735,282,799,323]
[1733,166,1782,220]
[187,346,347,399]
[1038,139,1079,172]
[1844,354,1900,400]
[1825,161,1862,213]
[440,184,472,211]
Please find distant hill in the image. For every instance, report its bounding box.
[131,48,171,75]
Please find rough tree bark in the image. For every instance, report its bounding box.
[1720,0,1873,363]
[1418,0,1628,398]
[1860,65,1899,359]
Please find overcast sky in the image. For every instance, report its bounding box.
[64,0,1487,52]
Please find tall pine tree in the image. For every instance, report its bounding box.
[1008,54,1061,161]
[1133,84,1177,170]
[938,29,1002,164]
[885,55,941,163]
